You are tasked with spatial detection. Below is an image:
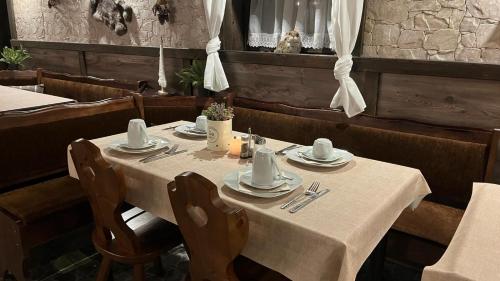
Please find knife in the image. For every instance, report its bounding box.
[289,189,330,213]
[140,144,178,163]
[276,144,299,155]
[141,148,186,164]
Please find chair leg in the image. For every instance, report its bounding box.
[153,257,165,276]
[133,264,145,281]
[96,257,112,281]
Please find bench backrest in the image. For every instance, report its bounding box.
[0,70,38,86]
[0,97,141,191]
[233,106,495,209]
[38,70,143,103]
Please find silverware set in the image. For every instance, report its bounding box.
[281,181,330,213]
[139,144,187,163]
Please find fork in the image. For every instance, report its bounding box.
[139,144,178,163]
[280,181,320,209]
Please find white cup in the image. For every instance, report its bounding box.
[195,115,207,132]
[312,138,334,159]
[252,147,282,186]
[127,119,149,148]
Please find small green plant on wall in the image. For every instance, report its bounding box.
[176,60,214,96]
[0,46,31,70]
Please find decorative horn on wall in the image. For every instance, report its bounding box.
[152,0,171,25]
[90,0,133,36]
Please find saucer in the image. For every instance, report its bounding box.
[119,139,157,150]
[239,170,286,190]
[175,124,207,137]
[299,147,341,162]
[223,169,302,198]
[109,136,169,154]
[286,147,354,168]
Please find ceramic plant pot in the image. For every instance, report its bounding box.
[207,119,232,151]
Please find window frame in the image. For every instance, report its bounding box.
[222,0,366,56]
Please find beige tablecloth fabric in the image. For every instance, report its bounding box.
[68,121,431,281]
[0,85,74,113]
[422,182,500,281]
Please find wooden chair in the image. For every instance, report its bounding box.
[168,172,289,281]
[70,139,181,281]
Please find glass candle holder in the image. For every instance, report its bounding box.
[229,136,242,156]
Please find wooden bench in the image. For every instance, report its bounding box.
[0,70,38,86]
[422,182,500,281]
[0,97,142,281]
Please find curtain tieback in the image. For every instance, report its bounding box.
[333,55,353,81]
[206,37,221,55]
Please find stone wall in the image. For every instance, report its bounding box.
[10,0,500,64]
[363,0,500,64]
[11,0,208,49]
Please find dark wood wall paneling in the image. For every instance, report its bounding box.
[10,40,500,130]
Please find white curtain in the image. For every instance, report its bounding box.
[203,0,229,92]
[249,0,335,50]
[329,0,366,117]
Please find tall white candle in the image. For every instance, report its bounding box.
[158,37,168,95]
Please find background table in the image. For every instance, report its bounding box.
[0,85,75,113]
[422,182,500,281]
[68,121,431,281]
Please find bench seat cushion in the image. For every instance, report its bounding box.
[0,176,86,224]
[393,200,465,246]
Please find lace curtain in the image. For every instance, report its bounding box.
[248,0,335,50]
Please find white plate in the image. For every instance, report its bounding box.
[286,147,354,168]
[239,170,286,190]
[109,136,170,154]
[299,147,342,163]
[224,169,302,198]
[175,124,207,137]
[119,139,157,150]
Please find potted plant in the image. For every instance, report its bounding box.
[202,102,234,151]
[0,46,31,70]
[176,60,214,97]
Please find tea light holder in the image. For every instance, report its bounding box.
[229,136,242,156]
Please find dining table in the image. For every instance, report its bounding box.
[422,182,500,281]
[68,120,431,281]
[0,85,75,113]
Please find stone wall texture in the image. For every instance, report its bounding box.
[12,0,208,49]
[10,0,500,64]
[363,0,500,63]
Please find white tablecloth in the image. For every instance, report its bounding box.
[0,85,74,113]
[68,121,431,281]
[422,182,500,281]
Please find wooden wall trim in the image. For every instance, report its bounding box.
[11,40,500,82]
[10,40,207,59]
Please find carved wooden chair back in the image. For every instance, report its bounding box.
[70,138,140,255]
[168,172,249,281]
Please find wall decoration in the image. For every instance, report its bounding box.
[274,31,302,54]
[153,0,171,25]
[48,0,58,8]
[90,0,133,36]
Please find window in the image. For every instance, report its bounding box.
[247,0,335,54]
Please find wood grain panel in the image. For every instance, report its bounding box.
[85,52,184,89]
[378,73,500,129]
[24,48,80,75]
[224,62,362,108]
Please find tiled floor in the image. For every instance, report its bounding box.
[5,226,422,281]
